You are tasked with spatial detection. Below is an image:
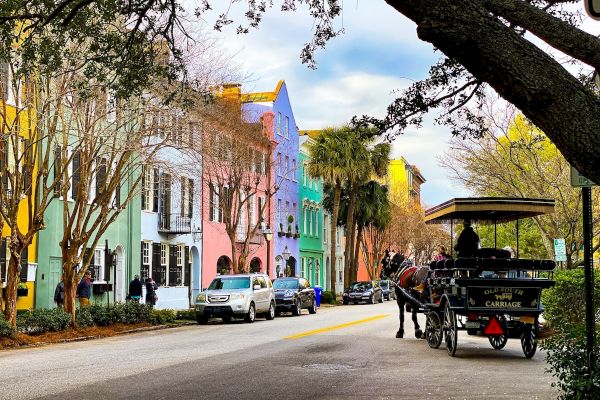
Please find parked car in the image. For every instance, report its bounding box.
[273,277,317,316]
[342,281,383,305]
[195,274,276,324]
[378,279,396,301]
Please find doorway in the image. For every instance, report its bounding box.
[114,245,125,302]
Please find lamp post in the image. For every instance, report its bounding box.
[282,246,291,277]
[261,222,273,277]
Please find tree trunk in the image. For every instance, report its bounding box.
[385,0,600,184]
[61,246,79,324]
[330,183,341,293]
[3,251,21,327]
[352,223,363,282]
[344,186,358,276]
[228,233,238,274]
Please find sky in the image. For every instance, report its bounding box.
[192,1,598,208]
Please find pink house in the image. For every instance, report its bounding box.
[200,85,277,289]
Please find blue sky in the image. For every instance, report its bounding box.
[195,2,597,207]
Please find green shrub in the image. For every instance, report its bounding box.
[0,315,15,337]
[321,290,337,305]
[75,308,94,327]
[176,309,196,321]
[150,309,177,325]
[17,308,71,334]
[89,304,112,326]
[541,268,600,399]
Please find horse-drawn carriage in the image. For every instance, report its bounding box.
[382,197,556,358]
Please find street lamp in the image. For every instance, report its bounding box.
[282,246,291,277]
[261,221,273,276]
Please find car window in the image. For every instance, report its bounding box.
[258,277,268,289]
[273,279,298,289]
[208,277,250,290]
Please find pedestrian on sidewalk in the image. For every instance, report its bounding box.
[54,276,65,308]
[128,275,143,303]
[145,277,157,306]
[77,270,92,307]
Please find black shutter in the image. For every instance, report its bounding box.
[1,141,8,192]
[72,150,81,200]
[96,158,107,198]
[0,62,8,100]
[188,179,194,218]
[22,139,31,195]
[180,176,186,216]
[140,241,148,281]
[152,243,161,285]
[141,165,146,209]
[184,246,190,286]
[152,168,159,212]
[104,246,111,282]
[0,238,6,282]
[114,184,121,208]
[19,245,28,282]
[54,146,62,197]
[169,245,178,286]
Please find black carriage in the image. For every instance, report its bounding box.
[409,197,556,358]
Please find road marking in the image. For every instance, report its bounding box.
[284,314,390,339]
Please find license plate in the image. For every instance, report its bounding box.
[520,316,535,324]
[465,321,480,329]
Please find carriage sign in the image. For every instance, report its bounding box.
[467,287,541,310]
[554,238,567,262]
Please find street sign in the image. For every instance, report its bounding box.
[585,0,600,20]
[570,166,597,188]
[554,238,567,262]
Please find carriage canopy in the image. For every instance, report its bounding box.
[424,197,554,224]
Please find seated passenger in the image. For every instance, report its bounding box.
[455,220,479,258]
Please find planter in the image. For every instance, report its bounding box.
[16,287,29,297]
[277,232,286,237]
[286,232,292,238]
[293,233,300,239]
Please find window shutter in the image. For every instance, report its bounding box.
[96,158,107,198]
[152,243,161,285]
[104,247,111,282]
[72,151,81,200]
[141,165,146,209]
[0,62,8,100]
[169,245,178,286]
[188,179,194,218]
[1,141,8,191]
[54,146,62,197]
[22,139,31,195]
[114,184,121,208]
[0,238,6,282]
[180,176,186,216]
[209,183,214,221]
[19,245,28,282]
[152,168,159,212]
[184,246,190,286]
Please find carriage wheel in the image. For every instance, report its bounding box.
[521,324,537,359]
[488,315,508,350]
[444,302,458,357]
[425,311,443,349]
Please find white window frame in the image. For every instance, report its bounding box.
[292,159,297,181]
[277,112,281,135]
[309,208,313,236]
[93,247,105,283]
[142,241,150,265]
[323,214,328,244]
[277,153,282,176]
[284,116,289,138]
[249,195,256,228]
[303,206,307,235]
[161,243,168,266]
[177,244,183,267]
[181,177,189,216]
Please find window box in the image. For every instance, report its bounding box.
[16,287,28,297]
[92,283,113,294]
[293,233,300,239]
[286,231,292,238]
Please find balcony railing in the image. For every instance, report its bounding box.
[158,213,192,234]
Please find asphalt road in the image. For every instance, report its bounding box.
[0,301,556,400]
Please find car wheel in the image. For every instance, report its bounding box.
[222,316,232,323]
[266,301,276,320]
[245,303,256,323]
[292,299,302,316]
[196,315,209,325]
[308,297,317,314]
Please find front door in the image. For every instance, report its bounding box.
[47,257,62,307]
[114,246,125,302]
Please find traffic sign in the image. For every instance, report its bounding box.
[570,166,597,188]
[585,0,600,20]
[554,238,567,262]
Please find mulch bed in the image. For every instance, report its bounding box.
[0,322,159,350]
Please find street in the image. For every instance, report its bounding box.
[0,301,556,400]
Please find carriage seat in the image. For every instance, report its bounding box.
[475,248,512,259]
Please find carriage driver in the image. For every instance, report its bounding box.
[455,219,480,258]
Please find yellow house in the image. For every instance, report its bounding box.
[386,158,426,206]
[0,62,38,310]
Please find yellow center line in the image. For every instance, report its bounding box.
[283,314,390,340]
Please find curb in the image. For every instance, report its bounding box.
[57,321,197,344]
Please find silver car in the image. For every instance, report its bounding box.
[195,274,276,324]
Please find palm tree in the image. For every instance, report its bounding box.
[307,126,354,292]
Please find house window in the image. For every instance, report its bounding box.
[236,191,247,241]
[277,153,282,176]
[302,162,307,186]
[141,241,151,280]
[284,156,289,178]
[284,116,289,138]
[141,166,153,211]
[277,112,281,135]
[177,245,183,267]
[309,208,313,236]
[292,159,297,181]
[180,177,189,216]
[258,197,264,223]
[260,153,267,175]
[249,195,256,228]
[303,207,307,235]
[161,243,168,266]
[209,183,221,222]
[275,256,283,278]
[315,209,319,237]
[93,247,105,282]
[323,215,328,244]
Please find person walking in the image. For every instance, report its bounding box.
[54,276,65,308]
[76,270,92,307]
[128,275,143,302]
[145,277,157,306]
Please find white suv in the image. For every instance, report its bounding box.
[195,274,276,324]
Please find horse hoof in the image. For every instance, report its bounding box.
[415,329,423,339]
[396,330,404,338]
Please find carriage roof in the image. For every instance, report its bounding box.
[424,197,554,224]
